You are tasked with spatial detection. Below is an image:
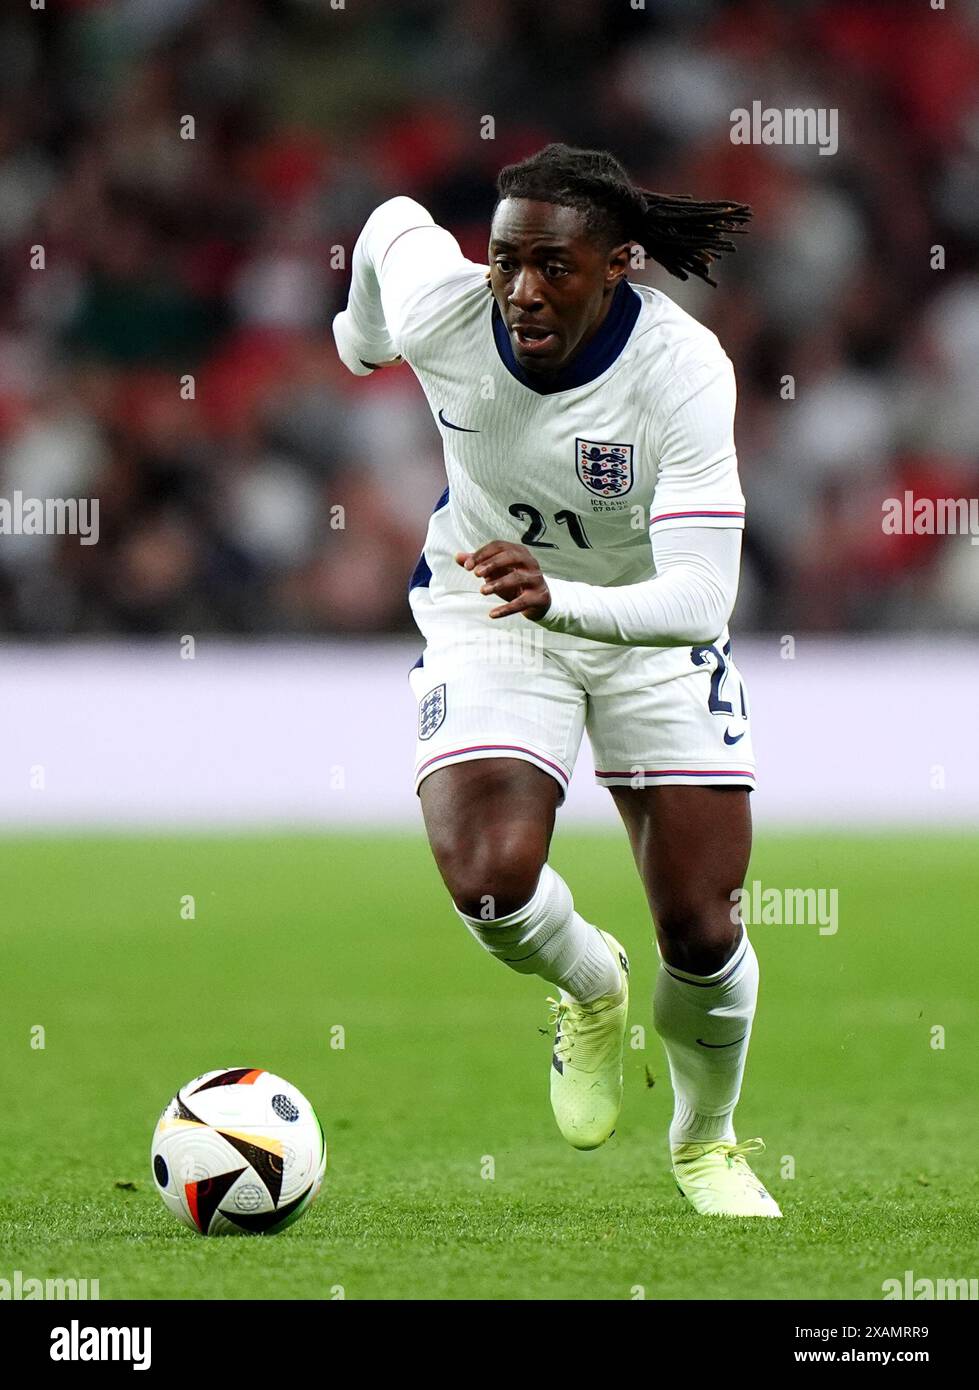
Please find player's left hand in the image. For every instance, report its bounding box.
[455,541,551,620]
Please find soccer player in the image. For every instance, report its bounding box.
[333,144,780,1216]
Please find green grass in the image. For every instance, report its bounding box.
[1,830,977,1300]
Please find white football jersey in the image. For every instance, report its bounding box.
[338,198,746,652]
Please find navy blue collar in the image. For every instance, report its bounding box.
[491,280,641,395]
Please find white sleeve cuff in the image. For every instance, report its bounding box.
[331,307,388,375]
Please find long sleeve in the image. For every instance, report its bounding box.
[533,525,741,647]
[332,197,468,375]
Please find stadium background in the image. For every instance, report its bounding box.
[2,0,978,1304]
[1,0,977,640]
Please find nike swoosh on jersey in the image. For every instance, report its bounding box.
[438,408,480,433]
[723,729,746,745]
[696,1035,747,1048]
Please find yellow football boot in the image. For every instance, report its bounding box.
[548,932,629,1151]
[671,1136,782,1216]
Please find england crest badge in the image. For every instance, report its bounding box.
[418,683,446,740]
[575,438,634,498]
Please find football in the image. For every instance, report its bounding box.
[151,1068,326,1236]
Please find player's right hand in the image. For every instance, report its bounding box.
[332,308,401,376]
[456,541,551,621]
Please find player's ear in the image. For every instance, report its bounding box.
[606,242,632,288]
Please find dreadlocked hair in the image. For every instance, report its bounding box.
[495,143,751,287]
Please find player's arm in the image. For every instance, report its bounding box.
[458,352,746,647]
[458,525,739,646]
[332,196,467,375]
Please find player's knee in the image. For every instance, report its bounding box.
[432,830,544,919]
[656,898,742,975]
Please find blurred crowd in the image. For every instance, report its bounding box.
[0,0,977,636]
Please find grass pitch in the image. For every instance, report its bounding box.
[1,830,976,1301]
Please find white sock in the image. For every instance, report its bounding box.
[455,863,621,1003]
[653,929,758,1147]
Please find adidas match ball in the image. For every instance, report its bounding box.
[151,1068,326,1235]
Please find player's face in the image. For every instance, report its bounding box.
[488,199,630,375]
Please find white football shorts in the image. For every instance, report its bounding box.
[408,589,755,804]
